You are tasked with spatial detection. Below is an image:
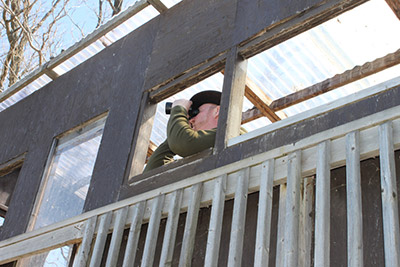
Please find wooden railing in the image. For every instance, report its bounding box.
[1,89,400,266]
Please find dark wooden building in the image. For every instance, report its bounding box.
[1,0,400,266]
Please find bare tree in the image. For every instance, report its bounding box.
[0,0,127,92]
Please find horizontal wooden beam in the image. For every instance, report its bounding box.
[386,0,400,20]
[269,48,400,111]
[148,0,168,13]
[241,107,263,124]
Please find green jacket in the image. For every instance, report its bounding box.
[143,105,246,173]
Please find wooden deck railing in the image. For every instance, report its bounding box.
[1,91,400,266]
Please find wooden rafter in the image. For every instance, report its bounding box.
[244,76,284,122]
[148,0,168,13]
[386,0,400,20]
[269,48,400,111]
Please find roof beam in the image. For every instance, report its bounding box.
[244,76,284,122]
[148,0,168,13]
[386,0,400,20]
[270,48,400,111]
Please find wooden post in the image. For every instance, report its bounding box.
[73,216,97,267]
[141,195,165,267]
[227,167,250,267]
[89,211,113,267]
[275,184,287,267]
[106,206,129,267]
[204,175,227,267]
[345,131,363,267]
[179,183,203,267]
[379,121,400,267]
[254,159,275,267]
[214,47,248,153]
[122,202,145,267]
[283,151,301,267]
[314,141,331,267]
[160,189,183,266]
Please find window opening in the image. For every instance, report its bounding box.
[240,0,400,133]
[143,72,224,172]
[30,115,107,231]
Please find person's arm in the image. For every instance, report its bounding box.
[167,105,216,157]
[143,140,175,173]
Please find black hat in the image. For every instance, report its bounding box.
[189,90,221,119]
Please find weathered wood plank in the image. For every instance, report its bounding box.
[148,0,168,13]
[215,47,248,153]
[122,202,146,267]
[298,177,314,267]
[275,184,287,267]
[73,216,97,267]
[386,0,400,20]
[227,167,250,267]
[141,195,165,267]
[159,189,183,267]
[314,141,331,267]
[345,131,363,267]
[379,121,400,267]
[105,207,129,267]
[270,49,400,111]
[179,183,203,267]
[283,151,301,267]
[254,160,274,267]
[89,211,113,267]
[204,175,227,267]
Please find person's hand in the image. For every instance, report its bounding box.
[172,99,192,112]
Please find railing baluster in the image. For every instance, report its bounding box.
[275,184,287,267]
[73,216,97,267]
[283,151,301,267]
[346,131,363,267]
[89,211,113,267]
[141,195,165,267]
[379,121,400,266]
[204,175,227,267]
[254,159,274,267]
[227,167,250,267]
[314,140,331,267]
[122,201,145,267]
[179,183,203,267]
[106,206,129,267]
[299,177,314,267]
[159,189,183,267]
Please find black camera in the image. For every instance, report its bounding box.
[165,102,199,119]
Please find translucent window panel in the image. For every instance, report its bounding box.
[32,117,106,230]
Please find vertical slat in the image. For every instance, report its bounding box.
[105,206,129,267]
[346,131,363,267]
[122,202,146,267]
[314,140,331,267]
[254,159,275,267]
[298,177,314,267]
[283,151,301,267]
[179,183,203,267]
[275,184,287,267]
[159,189,183,267]
[73,216,97,267]
[204,175,227,267]
[379,121,400,266]
[89,211,113,267]
[227,167,250,267]
[141,195,165,267]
